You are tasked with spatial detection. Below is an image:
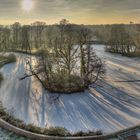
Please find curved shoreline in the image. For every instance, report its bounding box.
[0,118,139,140]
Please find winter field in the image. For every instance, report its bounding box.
[0,45,140,135]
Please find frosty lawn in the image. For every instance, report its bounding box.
[0,45,140,134]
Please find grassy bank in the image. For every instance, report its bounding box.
[0,102,102,137]
[0,54,16,68]
[8,48,39,56]
[127,50,140,57]
[105,48,140,57]
[0,54,16,83]
[0,73,3,84]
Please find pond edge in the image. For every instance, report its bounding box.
[0,118,140,140]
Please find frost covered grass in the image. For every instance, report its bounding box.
[0,102,102,137]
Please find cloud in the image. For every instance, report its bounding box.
[0,0,140,24]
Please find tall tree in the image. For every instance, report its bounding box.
[76,26,92,77]
[11,22,21,48]
[31,21,46,49]
[21,25,30,51]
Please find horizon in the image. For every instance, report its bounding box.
[0,0,140,25]
[0,20,139,26]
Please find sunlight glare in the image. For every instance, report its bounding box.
[22,0,33,11]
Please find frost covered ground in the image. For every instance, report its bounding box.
[0,45,140,135]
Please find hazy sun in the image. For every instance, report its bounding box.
[22,0,33,11]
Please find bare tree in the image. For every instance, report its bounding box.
[11,22,21,49]
[21,25,30,51]
[31,21,46,49]
[0,26,10,51]
[76,26,92,77]
[106,24,136,55]
[21,21,105,93]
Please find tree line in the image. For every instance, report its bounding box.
[89,24,140,56]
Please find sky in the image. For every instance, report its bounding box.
[0,0,140,25]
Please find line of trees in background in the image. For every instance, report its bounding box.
[0,20,95,52]
[1,21,140,92]
[0,21,47,51]
[1,21,140,56]
[89,24,140,56]
[106,24,136,55]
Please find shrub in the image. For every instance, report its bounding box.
[96,130,103,135]
[73,130,102,137]
[25,124,43,134]
[7,54,16,62]
[45,73,85,93]
[44,127,70,136]
[129,50,140,57]
[0,54,16,68]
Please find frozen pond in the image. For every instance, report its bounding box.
[0,45,140,134]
